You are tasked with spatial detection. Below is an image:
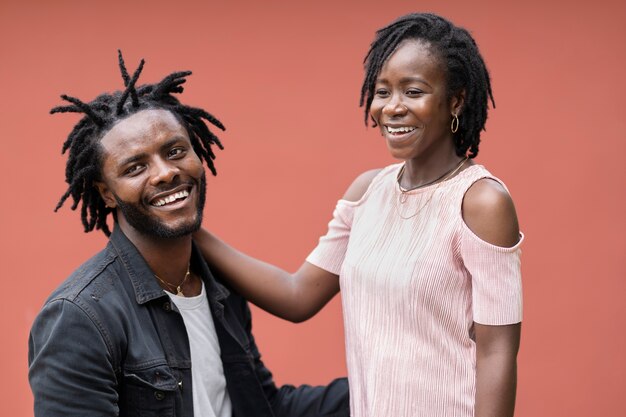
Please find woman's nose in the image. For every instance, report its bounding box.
[382,95,408,116]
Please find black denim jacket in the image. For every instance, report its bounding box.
[28,227,349,417]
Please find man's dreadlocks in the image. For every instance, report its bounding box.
[52,51,225,236]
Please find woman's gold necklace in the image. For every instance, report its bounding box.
[154,263,191,296]
[396,157,468,219]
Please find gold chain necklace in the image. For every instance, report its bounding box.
[154,263,191,296]
[397,162,459,194]
[396,157,468,219]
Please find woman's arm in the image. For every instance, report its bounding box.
[194,229,338,323]
[463,177,521,417]
[195,168,382,323]
[474,323,521,417]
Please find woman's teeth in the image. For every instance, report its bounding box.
[386,126,416,134]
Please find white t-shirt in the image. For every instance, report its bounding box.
[166,282,232,417]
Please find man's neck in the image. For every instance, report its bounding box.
[117,222,193,287]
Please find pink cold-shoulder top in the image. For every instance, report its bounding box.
[306,163,523,417]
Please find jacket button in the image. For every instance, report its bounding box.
[163,302,171,312]
[154,391,165,401]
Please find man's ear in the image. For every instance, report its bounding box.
[95,181,117,208]
[450,89,466,116]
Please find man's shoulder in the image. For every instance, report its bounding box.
[46,243,120,305]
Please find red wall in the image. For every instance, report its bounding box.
[1,0,624,415]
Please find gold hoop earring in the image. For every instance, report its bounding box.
[451,114,459,133]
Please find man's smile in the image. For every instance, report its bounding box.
[149,184,194,208]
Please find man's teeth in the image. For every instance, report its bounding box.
[386,126,416,134]
[152,190,190,207]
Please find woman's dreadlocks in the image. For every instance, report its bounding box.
[52,51,225,236]
[360,13,495,158]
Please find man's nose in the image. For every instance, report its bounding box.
[150,158,180,185]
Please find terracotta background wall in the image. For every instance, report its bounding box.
[1,0,624,415]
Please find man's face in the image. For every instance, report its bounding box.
[96,109,206,238]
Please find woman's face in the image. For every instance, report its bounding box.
[369,39,461,161]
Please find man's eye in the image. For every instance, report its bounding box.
[125,165,143,175]
[168,148,186,158]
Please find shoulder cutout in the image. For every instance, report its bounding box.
[462,178,520,248]
[342,168,383,202]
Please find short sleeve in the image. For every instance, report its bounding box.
[460,225,524,325]
[305,200,356,276]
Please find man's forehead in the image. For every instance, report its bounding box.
[99,109,187,151]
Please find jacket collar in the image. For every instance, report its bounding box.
[108,226,229,305]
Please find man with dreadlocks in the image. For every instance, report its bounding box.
[28,52,349,417]
[193,13,523,417]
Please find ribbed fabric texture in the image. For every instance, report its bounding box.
[307,163,523,417]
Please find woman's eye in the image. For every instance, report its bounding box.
[406,89,423,96]
[375,89,389,97]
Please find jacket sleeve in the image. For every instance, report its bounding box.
[269,378,350,417]
[242,301,351,417]
[28,298,119,417]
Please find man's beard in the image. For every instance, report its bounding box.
[113,173,206,239]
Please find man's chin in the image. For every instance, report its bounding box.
[115,201,204,239]
[138,215,203,239]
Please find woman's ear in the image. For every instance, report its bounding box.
[95,181,117,208]
[450,89,466,116]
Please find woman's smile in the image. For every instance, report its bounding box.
[383,124,419,143]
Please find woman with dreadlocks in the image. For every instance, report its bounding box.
[196,12,523,416]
